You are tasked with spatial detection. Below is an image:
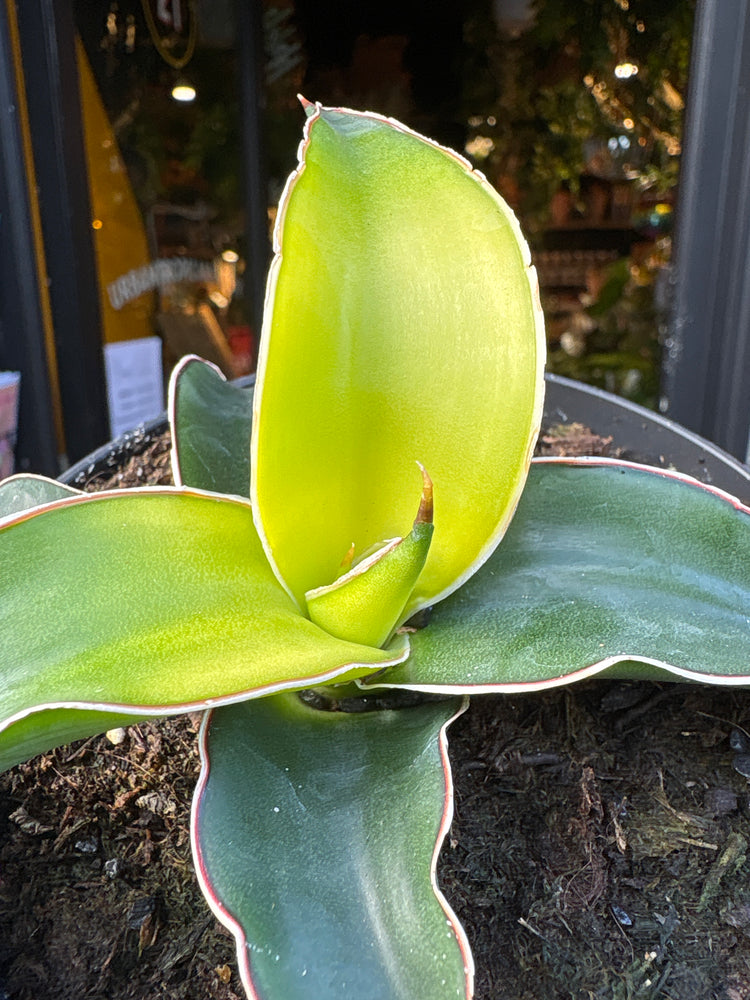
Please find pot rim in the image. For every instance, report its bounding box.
[544,373,750,500]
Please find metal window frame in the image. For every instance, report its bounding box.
[15,0,109,466]
[664,0,750,463]
[0,0,62,476]
[0,0,270,475]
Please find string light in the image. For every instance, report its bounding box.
[614,62,639,80]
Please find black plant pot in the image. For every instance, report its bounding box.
[543,373,750,501]
[61,373,750,502]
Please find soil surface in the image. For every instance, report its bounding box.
[2,425,750,1000]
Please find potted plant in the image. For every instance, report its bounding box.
[1,104,748,1000]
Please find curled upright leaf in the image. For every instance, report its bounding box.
[305,467,434,646]
[253,104,545,618]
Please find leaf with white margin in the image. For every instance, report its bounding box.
[169,355,253,496]
[366,459,750,691]
[0,474,79,519]
[252,104,545,617]
[2,706,148,769]
[193,692,471,1000]
[0,488,407,771]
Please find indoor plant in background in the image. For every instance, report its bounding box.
[1,105,749,1000]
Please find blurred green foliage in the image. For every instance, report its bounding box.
[462,0,695,407]
[462,0,695,229]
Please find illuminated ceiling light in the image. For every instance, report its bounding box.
[614,62,639,80]
[172,79,196,103]
[623,118,635,130]
[221,249,240,264]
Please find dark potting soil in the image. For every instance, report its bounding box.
[2,426,750,1000]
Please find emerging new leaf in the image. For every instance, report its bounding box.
[305,465,434,646]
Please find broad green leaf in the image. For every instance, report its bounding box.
[0,708,147,772]
[0,489,407,771]
[193,693,471,1000]
[0,474,79,518]
[169,355,254,495]
[253,105,545,615]
[368,460,750,690]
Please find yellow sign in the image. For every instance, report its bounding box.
[76,39,154,344]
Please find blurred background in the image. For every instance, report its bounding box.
[2,0,748,476]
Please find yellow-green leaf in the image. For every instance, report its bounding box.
[0,488,407,770]
[252,105,545,618]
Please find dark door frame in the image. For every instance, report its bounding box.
[664,0,750,463]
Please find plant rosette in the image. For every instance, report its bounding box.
[1,104,749,1000]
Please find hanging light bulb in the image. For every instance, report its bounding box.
[171,78,196,102]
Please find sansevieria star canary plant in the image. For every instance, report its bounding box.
[1,104,750,1000]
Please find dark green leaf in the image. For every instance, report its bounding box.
[0,475,78,518]
[194,693,471,1000]
[170,356,253,495]
[372,460,750,690]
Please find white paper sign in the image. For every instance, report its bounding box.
[104,337,164,438]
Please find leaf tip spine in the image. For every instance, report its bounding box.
[415,461,434,526]
[297,94,318,119]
